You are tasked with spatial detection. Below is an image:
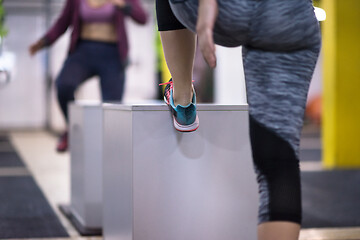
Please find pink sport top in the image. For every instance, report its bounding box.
[80,0,116,23]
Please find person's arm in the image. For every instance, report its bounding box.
[29,0,73,55]
[111,0,148,24]
[196,0,218,68]
[29,38,47,56]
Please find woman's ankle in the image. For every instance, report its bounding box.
[173,89,194,107]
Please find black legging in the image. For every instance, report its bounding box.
[156,0,321,224]
[56,40,125,122]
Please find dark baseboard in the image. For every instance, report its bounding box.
[59,204,102,236]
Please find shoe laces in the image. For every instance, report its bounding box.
[159,80,173,87]
[159,80,195,104]
[159,80,173,100]
[158,80,194,87]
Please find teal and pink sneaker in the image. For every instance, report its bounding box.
[160,79,199,132]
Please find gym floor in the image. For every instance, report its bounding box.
[4,130,360,240]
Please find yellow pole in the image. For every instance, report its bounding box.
[161,52,171,83]
[322,0,360,168]
[155,32,171,84]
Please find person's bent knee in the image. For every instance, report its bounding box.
[56,81,76,99]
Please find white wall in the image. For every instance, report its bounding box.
[214,46,247,105]
[0,11,47,129]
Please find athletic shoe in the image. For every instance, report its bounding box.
[56,131,68,152]
[160,79,199,132]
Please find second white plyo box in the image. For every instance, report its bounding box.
[68,101,103,233]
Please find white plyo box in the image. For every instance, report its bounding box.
[69,101,103,230]
[103,103,258,240]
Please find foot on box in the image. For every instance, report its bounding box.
[160,79,199,132]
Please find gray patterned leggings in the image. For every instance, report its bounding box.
[157,0,321,224]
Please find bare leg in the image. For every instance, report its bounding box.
[160,29,196,106]
[258,222,300,240]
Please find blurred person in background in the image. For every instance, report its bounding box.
[29,0,147,152]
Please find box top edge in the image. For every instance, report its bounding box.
[103,103,248,111]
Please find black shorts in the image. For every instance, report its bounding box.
[156,0,186,31]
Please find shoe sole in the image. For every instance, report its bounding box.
[164,96,199,132]
[173,115,199,132]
